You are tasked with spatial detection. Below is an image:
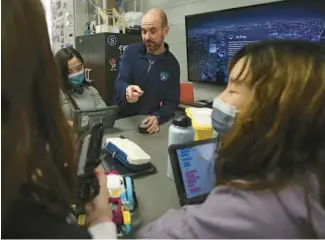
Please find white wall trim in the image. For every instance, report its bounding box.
[41,0,52,46]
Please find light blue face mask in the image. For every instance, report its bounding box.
[68,71,84,86]
[211,98,237,135]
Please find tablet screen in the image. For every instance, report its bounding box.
[176,142,217,199]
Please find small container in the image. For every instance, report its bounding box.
[167,114,194,180]
[185,108,213,141]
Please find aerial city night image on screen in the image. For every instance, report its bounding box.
[185,0,325,85]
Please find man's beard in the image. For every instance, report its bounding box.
[145,39,163,52]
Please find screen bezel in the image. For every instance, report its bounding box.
[168,138,218,206]
[73,105,118,137]
[184,0,324,86]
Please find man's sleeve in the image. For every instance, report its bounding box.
[153,62,180,124]
[115,48,132,107]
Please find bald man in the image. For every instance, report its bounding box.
[115,8,180,134]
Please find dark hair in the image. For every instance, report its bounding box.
[217,40,325,203]
[2,0,77,218]
[54,47,88,95]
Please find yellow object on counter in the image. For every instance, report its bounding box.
[122,210,131,225]
[78,214,86,226]
[186,107,213,141]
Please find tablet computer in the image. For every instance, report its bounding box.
[168,138,217,206]
[73,106,118,136]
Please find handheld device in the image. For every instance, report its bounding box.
[77,122,104,203]
[168,138,218,206]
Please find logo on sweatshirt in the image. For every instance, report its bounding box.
[160,71,170,81]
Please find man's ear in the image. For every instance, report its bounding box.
[163,26,169,37]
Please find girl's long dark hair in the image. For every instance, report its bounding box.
[2,0,77,218]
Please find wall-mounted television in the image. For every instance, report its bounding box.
[185,0,325,85]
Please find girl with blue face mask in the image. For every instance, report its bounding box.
[137,40,325,238]
[68,69,85,86]
[55,48,107,122]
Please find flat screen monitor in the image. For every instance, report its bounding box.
[185,0,325,85]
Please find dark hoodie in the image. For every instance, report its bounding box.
[115,42,180,124]
[138,174,324,238]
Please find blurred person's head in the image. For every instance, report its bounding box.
[141,8,169,54]
[211,56,252,135]
[55,47,88,95]
[215,40,325,201]
[2,0,76,218]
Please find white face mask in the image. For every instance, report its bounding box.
[211,98,237,135]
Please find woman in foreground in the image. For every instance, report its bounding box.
[138,40,325,238]
[2,0,115,238]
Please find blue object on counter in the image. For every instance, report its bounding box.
[104,142,153,171]
[125,176,135,210]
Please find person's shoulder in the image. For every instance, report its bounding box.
[200,184,308,229]
[167,51,178,61]
[119,42,143,62]
[166,50,180,67]
[127,42,144,51]
[84,85,101,96]
[86,85,97,92]
[60,90,69,102]
[60,89,66,97]
[123,42,144,57]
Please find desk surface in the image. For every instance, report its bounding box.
[101,116,180,226]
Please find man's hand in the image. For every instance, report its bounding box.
[126,85,143,103]
[142,116,160,134]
